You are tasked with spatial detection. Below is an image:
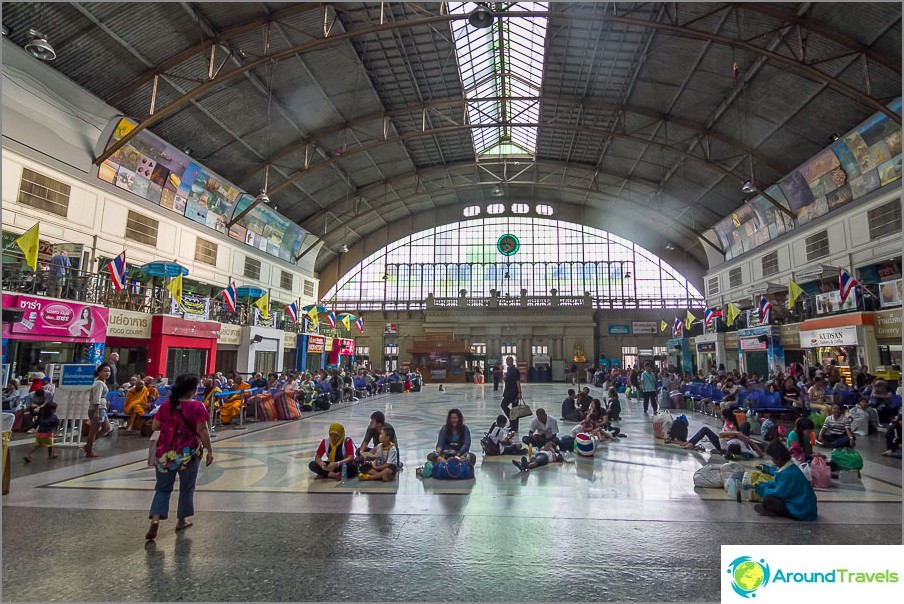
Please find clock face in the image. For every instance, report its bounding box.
[497,233,520,256]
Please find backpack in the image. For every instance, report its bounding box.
[668,416,688,441]
[810,456,832,488]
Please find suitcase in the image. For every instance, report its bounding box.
[390,382,404,394]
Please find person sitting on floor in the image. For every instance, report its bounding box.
[309,423,358,480]
[561,389,583,422]
[847,397,878,437]
[786,417,816,461]
[522,408,559,449]
[221,374,250,425]
[358,411,398,457]
[511,441,564,473]
[358,425,400,482]
[428,408,475,466]
[753,441,818,521]
[882,411,902,458]
[816,402,854,449]
[483,414,527,456]
[124,376,150,431]
[605,387,624,437]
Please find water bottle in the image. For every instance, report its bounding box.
[528,443,533,457]
[741,472,753,502]
[340,463,348,482]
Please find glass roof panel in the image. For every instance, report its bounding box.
[450,2,548,156]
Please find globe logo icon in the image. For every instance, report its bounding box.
[727,556,770,598]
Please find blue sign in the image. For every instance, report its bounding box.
[608,324,630,335]
[60,364,96,387]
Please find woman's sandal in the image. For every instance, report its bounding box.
[145,520,160,540]
[175,521,193,532]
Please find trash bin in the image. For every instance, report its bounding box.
[2,412,14,495]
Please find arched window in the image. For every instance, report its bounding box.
[325,218,703,310]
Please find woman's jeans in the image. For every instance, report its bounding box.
[687,426,722,451]
[149,459,199,520]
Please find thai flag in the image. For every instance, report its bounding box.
[759,296,772,324]
[704,308,722,325]
[221,282,237,313]
[839,267,859,304]
[355,316,364,333]
[286,302,298,323]
[673,317,682,337]
[107,252,127,291]
[327,311,337,329]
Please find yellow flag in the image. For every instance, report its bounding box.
[254,293,270,320]
[726,302,741,326]
[341,314,351,331]
[166,274,183,308]
[15,224,40,271]
[788,279,804,309]
[685,310,696,330]
[660,320,668,332]
[307,306,318,327]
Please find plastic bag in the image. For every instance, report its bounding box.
[693,464,724,488]
[831,447,863,471]
[652,411,673,440]
[810,456,832,488]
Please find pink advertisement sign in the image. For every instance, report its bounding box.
[5,295,109,342]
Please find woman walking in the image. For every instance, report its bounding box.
[146,374,213,540]
[84,364,112,458]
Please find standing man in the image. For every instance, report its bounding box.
[641,362,659,415]
[500,356,523,432]
[493,363,503,392]
[47,249,70,297]
[106,351,120,390]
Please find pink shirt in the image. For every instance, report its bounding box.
[155,400,209,458]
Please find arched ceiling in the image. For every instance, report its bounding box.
[2,2,900,276]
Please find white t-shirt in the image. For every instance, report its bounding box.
[487,425,509,454]
[847,407,870,436]
[721,437,757,457]
[528,415,559,437]
[372,443,399,468]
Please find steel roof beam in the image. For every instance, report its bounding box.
[94,9,901,167]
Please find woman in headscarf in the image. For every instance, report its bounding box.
[309,423,358,480]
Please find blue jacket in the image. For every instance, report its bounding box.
[754,462,818,521]
[436,425,471,454]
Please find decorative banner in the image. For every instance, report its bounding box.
[170,294,209,321]
[632,321,658,334]
[254,307,275,327]
[7,295,108,342]
[798,325,859,348]
[879,278,902,308]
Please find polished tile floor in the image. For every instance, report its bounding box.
[2,384,901,602]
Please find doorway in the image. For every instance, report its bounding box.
[745,351,768,378]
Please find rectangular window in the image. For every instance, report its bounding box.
[18,168,71,217]
[470,343,487,355]
[707,276,720,295]
[805,230,830,261]
[761,251,779,278]
[868,201,902,239]
[194,237,218,266]
[244,257,261,280]
[385,343,399,356]
[501,343,517,355]
[303,279,315,297]
[356,346,370,356]
[280,270,293,291]
[125,210,158,246]
[531,345,548,355]
[728,267,743,288]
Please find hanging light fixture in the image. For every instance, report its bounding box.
[490,183,505,197]
[741,180,756,195]
[25,29,55,61]
[468,2,495,29]
[339,244,349,254]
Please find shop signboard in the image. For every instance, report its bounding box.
[156,316,220,339]
[608,324,630,335]
[815,290,857,314]
[106,309,152,339]
[283,333,297,350]
[638,348,654,356]
[334,338,355,356]
[740,338,767,351]
[798,325,859,348]
[780,323,799,347]
[384,323,399,335]
[875,310,901,340]
[307,335,325,354]
[697,342,717,353]
[631,321,658,334]
[9,296,108,341]
[879,278,902,308]
[218,323,242,346]
[59,364,96,388]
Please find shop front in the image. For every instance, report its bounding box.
[665,338,694,374]
[329,337,355,370]
[798,324,861,385]
[1,294,108,381]
[147,315,218,378]
[723,331,739,372]
[238,326,285,376]
[410,339,469,384]
[694,333,728,374]
[780,323,804,368]
[105,308,152,379]
[736,325,783,378]
[283,330,297,372]
[873,309,901,388]
[215,323,242,374]
[297,334,328,373]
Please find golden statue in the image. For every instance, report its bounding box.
[572,342,587,363]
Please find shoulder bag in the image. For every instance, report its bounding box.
[509,398,533,421]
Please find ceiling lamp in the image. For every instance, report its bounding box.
[339,244,349,254]
[741,180,756,195]
[25,29,55,61]
[490,184,504,197]
[255,191,270,206]
[664,242,676,251]
[468,3,495,29]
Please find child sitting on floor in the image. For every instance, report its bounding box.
[359,425,400,482]
[511,441,564,473]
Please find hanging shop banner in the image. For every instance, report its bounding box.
[798,325,859,348]
[106,308,152,339]
[608,324,630,335]
[697,343,717,353]
[7,295,108,342]
[740,338,767,351]
[307,335,325,354]
[815,290,857,314]
[879,278,903,308]
[631,321,658,335]
[218,323,242,346]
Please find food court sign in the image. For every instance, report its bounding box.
[798,325,858,348]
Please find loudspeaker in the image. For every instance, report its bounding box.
[251,334,264,344]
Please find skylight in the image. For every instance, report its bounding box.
[450,2,548,157]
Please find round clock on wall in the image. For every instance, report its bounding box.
[497,233,520,256]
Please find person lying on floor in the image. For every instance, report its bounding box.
[358,425,399,482]
[753,441,818,521]
[679,417,764,459]
[511,441,564,473]
[309,423,358,480]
